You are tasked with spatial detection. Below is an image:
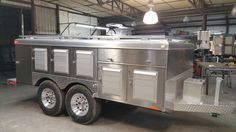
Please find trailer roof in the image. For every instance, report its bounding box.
[16,35,194,50]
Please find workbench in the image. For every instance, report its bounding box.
[198,62,236,95]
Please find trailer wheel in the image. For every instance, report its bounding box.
[37,80,65,116]
[65,85,101,124]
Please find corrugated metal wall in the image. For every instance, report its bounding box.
[35,6,56,34]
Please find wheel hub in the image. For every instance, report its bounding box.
[71,93,89,116]
[41,88,56,109]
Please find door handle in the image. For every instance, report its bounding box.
[107,58,114,62]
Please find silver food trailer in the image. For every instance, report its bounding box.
[15,35,236,124]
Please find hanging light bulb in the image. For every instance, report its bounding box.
[232,4,236,17]
[183,16,190,23]
[131,21,137,27]
[143,0,158,24]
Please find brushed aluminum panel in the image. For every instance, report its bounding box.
[165,98,235,114]
[127,66,165,111]
[16,36,194,50]
[102,67,123,96]
[32,72,97,93]
[53,49,69,74]
[98,49,167,66]
[34,48,48,71]
[15,35,198,113]
[133,70,158,103]
[167,49,193,79]
[183,78,205,104]
[76,50,94,77]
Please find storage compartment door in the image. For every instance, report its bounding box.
[53,49,69,74]
[34,48,48,71]
[15,45,32,84]
[133,70,158,103]
[76,50,93,77]
[102,67,123,97]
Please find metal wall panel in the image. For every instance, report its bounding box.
[35,6,56,34]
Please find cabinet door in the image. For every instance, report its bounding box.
[102,67,123,96]
[53,49,69,74]
[133,70,158,103]
[76,50,93,77]
[15,45,32,84]
[34,48,48,71]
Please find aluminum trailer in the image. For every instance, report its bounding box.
[15,35,236,124]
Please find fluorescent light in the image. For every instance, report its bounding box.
[108,23,124,28]
[75,23,108,31]
[95,26,109,31]
[232,4,236,17]
[75,24,94,29]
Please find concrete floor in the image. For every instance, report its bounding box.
[0,79,236,132]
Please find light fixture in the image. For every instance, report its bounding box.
[106,23,129,29]
[75,23,94,29]
[95,26,109,31]
[232,4,236,17]
[183,16,190,23]
[143,0,158,24]
[131,21,137,27]
[75,24,109,31]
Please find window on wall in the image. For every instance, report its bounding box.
[59,11,98,36]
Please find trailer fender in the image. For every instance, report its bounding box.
[64,82,92,93]
[35,77,56,87]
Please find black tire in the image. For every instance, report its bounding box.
[94,99,102,122]
[65,85,101,125]
[37,80,65,116]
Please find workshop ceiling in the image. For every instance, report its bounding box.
[43,0,236,19]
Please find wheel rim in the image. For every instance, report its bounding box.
[71,93,89,116]
[41,88,56,109]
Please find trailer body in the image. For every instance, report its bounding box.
[15,36,236,120]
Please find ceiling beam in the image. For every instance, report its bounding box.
[93,0,142,20]
[158,4,233,18]
[187,0,208,14]
[94,0,168,27]
[42,0,100,18]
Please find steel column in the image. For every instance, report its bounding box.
[31,0,36,35]
[226,14,229,33]
[55,4,60,34]
[202,14,207,30]
[20,9,24,35]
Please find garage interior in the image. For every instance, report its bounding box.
[0,0,236,132]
